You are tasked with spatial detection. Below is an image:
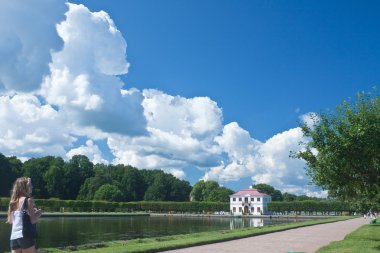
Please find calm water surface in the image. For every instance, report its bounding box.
[0,215,308,251]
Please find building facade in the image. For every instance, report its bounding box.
[230,187,272,215]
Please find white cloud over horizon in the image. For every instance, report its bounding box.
[0,1,322,196]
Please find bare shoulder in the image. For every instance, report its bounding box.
[27,197,34,204]
[18,196,26,205]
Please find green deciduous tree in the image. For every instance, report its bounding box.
[144,172,168,201]
[44,157,65,199]
[117,165,145,201]
[252,183,283,201]
[0,153,22,196]
[64,155,94,200]
[23,156,57,198]
[282,192,297,201]
[190,180,233,202]
[207,187,234,202]
[294,91,380,210]
[94,184,124,202]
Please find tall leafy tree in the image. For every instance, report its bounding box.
[168,178,191,201]
[44,157,66,199]
[0,153,22,196]
[77,164,114,200]
[118,165,145,201]
[64,155,94,199]
[207,187,234,202]
[190,180,233,202]
[94,184,124,202]
[283,192,297,202]
[294,91,380,209]
[253,183,283,201]
[23,156,57,198]
[144,172,169,201]
[189,180,206,201]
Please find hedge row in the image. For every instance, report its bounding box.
[0,197,229,213]
[268,200,354,215]
[0,198,354,214]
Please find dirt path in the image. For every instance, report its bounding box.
[160,217,367,253]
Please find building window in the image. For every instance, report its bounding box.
[257,207,261,212]
[233,207,236,212]
[251,207,254,213]
[251,198,254,201]
[233,198,236,201]
[257,197,260,202]
[239,207,242,212]
[239,198,242,201]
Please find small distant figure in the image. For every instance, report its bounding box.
[7,177,42,253]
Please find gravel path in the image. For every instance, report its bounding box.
[160,217,367,253]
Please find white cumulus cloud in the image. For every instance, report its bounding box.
[0,0,67,92]
[66,139,109,165]
[0,1,322,196]
[204,124,313,195]
[108,89,223,170]
[41,3,147,136]
[0,94,73,157]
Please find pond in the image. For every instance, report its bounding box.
[0,215,312,252]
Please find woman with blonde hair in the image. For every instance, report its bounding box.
[7,177,42,253]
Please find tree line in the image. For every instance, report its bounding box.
[0,154,190,202]
[0,152,325,203]
[0,153,234,202]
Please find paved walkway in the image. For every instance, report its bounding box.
[160,218,367,253]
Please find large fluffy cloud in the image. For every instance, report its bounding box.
[0,1,322,196]
[203,123,322,195]
[41,3,147,136]
[0,94,73,158]
[108,89,223,170]
[0,0,67,92]
[66,139,108,165]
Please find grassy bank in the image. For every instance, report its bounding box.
[40,216,352,253]
[316,223,380,253]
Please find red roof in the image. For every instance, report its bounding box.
[230,188,271,197]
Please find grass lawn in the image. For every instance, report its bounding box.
[316,223,380,253]
[38,217,352,253]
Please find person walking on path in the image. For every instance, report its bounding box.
[7,177,42,253]
[161,217,367,253]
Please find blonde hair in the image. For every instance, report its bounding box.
[7,177,31,222]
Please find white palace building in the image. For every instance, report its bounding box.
[230,187,272,215]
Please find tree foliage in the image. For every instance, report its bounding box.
[0,154,22,196]
[207,187,234,202]
[94,184,124,202]
[294,91,380,209]
[190,180,232,202]
[253,183,283,201]
[0,151,327,204]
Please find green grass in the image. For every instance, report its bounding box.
[316,223,380,253]
[39,217,352,253]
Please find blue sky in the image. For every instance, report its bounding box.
[73,0,379,141]
[0,0,379,195]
